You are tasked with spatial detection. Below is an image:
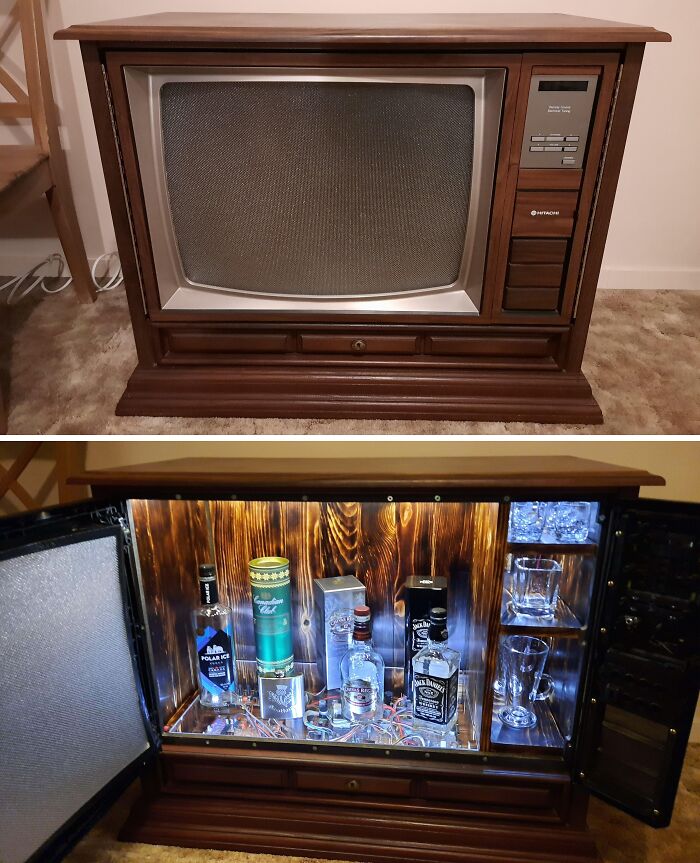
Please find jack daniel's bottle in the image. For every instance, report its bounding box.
[340,606,385,723]
[193,564,237,707]
[412,608,459,735]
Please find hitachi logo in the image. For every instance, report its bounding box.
[530,209,560,216]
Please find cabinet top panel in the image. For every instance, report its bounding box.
[71,456,665,493]
[55,13,671,46]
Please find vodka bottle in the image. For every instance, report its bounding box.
[412,607,460,735]
[340,605,385,723]
[193,563,237,707]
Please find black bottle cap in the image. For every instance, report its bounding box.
[429,607,448,641]
[198,563,218,604]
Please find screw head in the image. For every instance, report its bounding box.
[579,772,585,779]
[387,495,394,502]
[669,728,677,735]
[615,530,623,537]
[591,698,597,705]
[434,495,441,502]
[653,809,660,817]
[503,496,511,503]
[607,580,615,587]
[600,627,607,635]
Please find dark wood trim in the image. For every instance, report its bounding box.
[79,42,157,366]
[565,43,646,371]
[70,455,666,494]
[55,13,672,46]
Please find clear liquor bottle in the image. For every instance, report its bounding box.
[340,605,385,723]
[411,607,460,735]
[192,563,238,707]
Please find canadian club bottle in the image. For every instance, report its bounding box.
[340,605,385,723]
[411,607,460,735]
[193,563,238,707]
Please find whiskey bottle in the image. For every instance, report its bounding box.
[340,605,385,723]
[193,563,238,707]
[412,607,460,735]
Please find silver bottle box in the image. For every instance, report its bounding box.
[313,575,366,691]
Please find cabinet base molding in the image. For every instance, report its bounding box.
[120,792,599,863]
[116,365,603,424]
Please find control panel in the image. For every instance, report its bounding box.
[520,74,598,169]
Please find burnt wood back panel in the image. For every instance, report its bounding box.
[132,498,500,721]
[129,498,212,723]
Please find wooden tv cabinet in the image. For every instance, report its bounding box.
[1,456,698,862]
[57,14,671,422]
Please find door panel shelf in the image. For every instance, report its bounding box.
[490,699,565,751]
[507,541,598,555]
[501,592,584,634]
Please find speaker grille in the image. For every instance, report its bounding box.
[160,80,475,297]
[0,535,150,863]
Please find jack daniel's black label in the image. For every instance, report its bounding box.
[411,618,430,652]
[413,669,458,725]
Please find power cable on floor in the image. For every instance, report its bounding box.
[0,251,123,305]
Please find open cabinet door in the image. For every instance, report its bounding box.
[575,499,700,826]
[0,500,159,863]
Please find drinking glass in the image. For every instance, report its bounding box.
[511,557,562,618]
[508,502,545,543]
[498,635,549,729]
[494,644,553,702]
[553,501,591,543]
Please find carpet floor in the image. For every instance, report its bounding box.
[2,287,699,434]
[63,745,700,863]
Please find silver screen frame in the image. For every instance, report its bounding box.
[124,66,505,314]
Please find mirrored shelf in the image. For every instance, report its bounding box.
[507,540,598,555]
[490,699,565,751]
[500,592,584,633]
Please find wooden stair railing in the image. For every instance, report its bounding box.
[0,0,95,303]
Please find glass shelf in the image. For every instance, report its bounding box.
[507,540,598,555]
[165,667,482,753]
[500,591,584,633]
[490,698,565,750]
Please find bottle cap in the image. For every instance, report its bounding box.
[430,607,447,623]
[354,605,371,620]
[199,563,216,580]
[429,607,448,641]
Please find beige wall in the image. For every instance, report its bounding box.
[1,0,698,291]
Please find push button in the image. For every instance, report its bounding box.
[544,146,563,152]
[565,136,580,142]
[562,157,576,165]
[563,146,578,152]
[531,136,546,142]
[530,146,544,152]
[545,136,565,142]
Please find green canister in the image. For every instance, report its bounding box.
[249,556,294,676]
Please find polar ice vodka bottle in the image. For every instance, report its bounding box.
[193,563,238,707]
[412,607,460,735]
[340,605,385,723]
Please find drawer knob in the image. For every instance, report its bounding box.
[351,339,366,354]
[346,779,360,792]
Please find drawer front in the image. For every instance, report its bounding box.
[164,331,289,356]
[510,238,569,265]
[503,287,561,311]
[427,333,561,363]
[512,191,578,238]
[163,755,287,790]
[300,334,418,356]
[295,770,413,798]
[425,779,555,810]
[507,263,564,288]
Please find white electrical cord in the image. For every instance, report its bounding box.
[0,251,124,305]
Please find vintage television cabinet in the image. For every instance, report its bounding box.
[1,456,698,863]
[56,14,671,423]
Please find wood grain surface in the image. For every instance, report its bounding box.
[131,498,505,728]
[129,498,212,723]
